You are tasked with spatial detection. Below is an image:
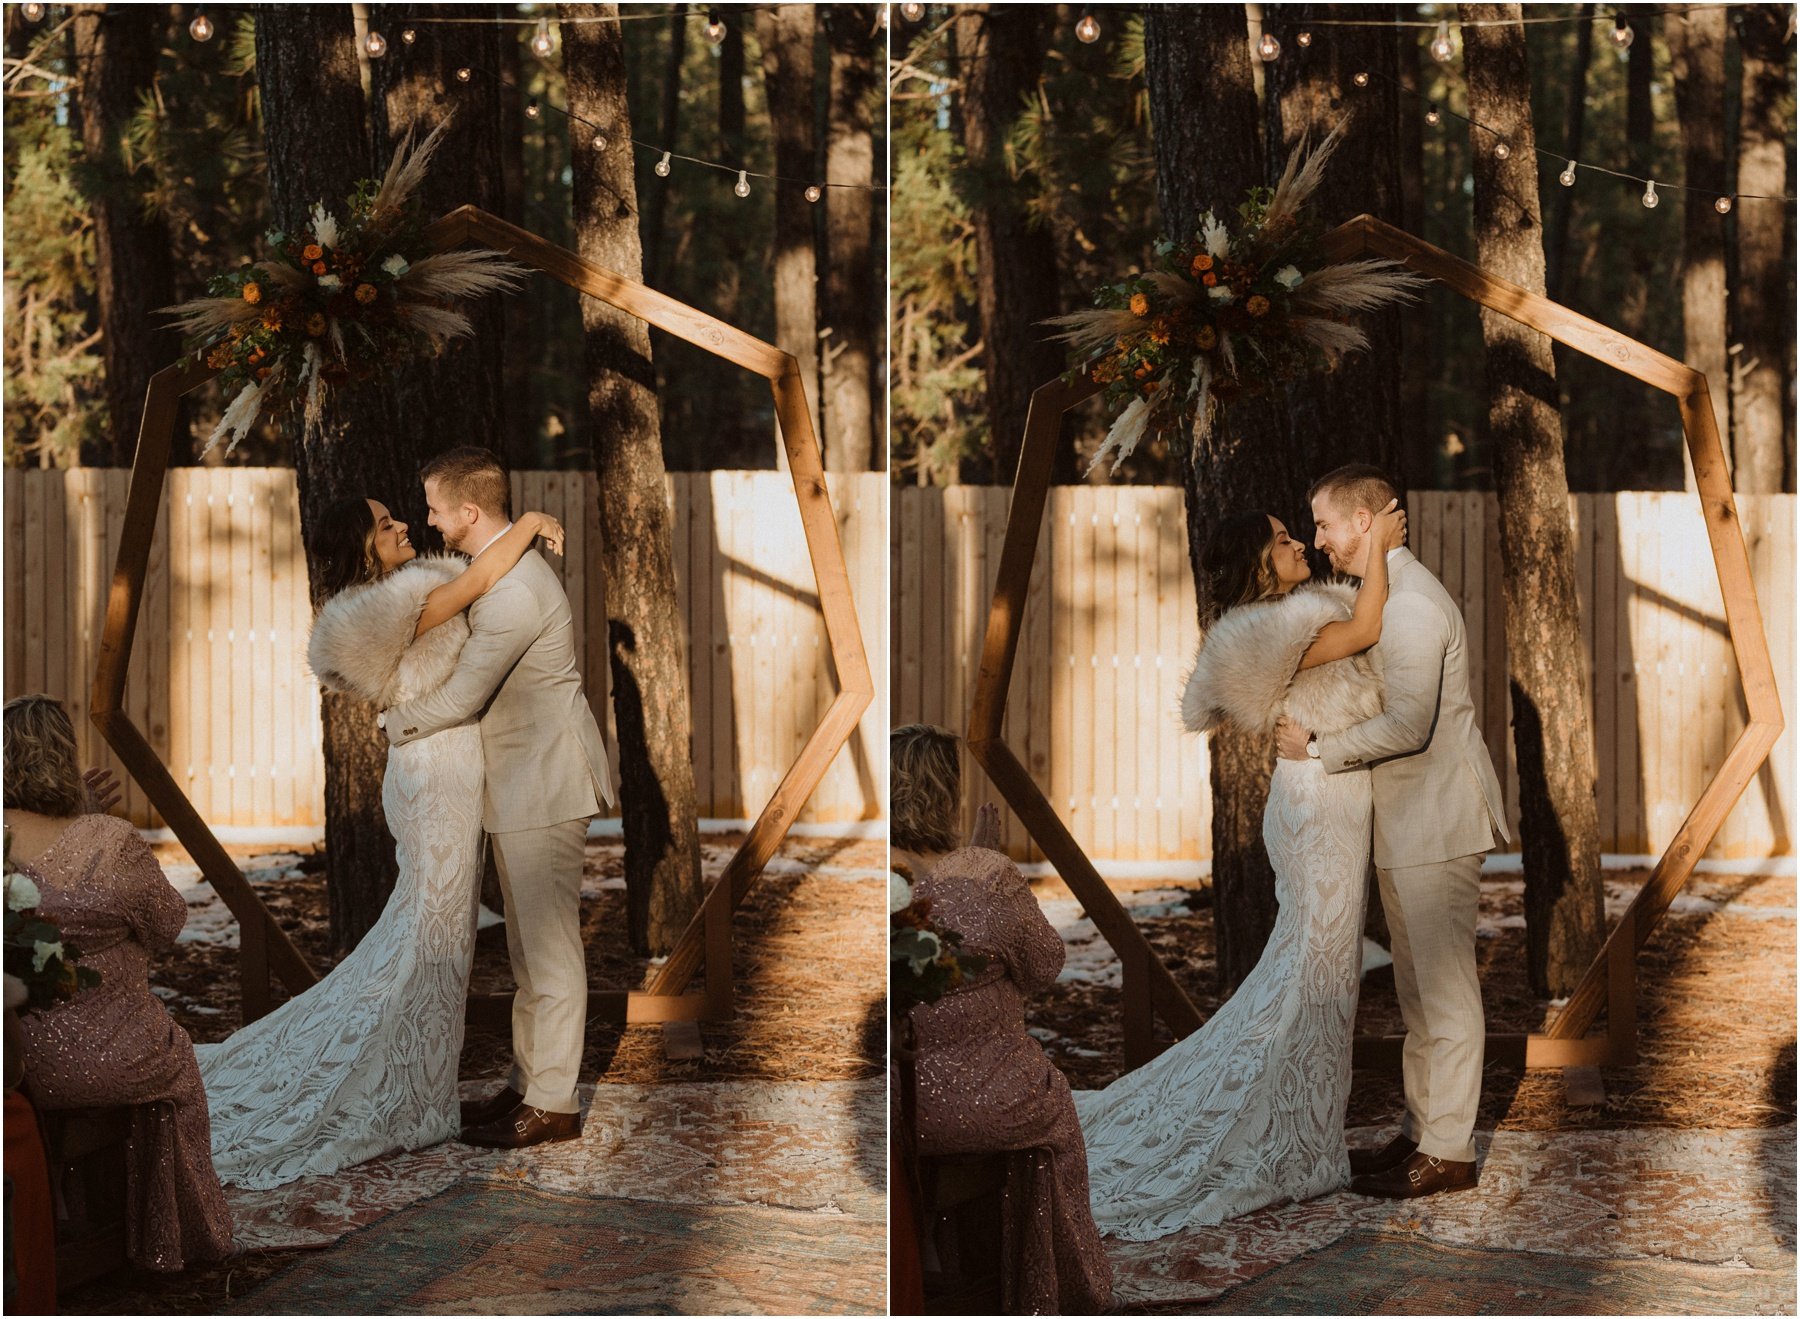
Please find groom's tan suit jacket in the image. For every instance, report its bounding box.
[1314,547,1508,868]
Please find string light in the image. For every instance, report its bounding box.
[805,184,823,202]
[1493,140,1512,160]
[1641,179,1658,207]
[1559,159,1578,186]
[1075,11,1101,43]
[733,169,751,198]
[1714,195,1733,214]
[525,99,541,119]
[900,2,925,21]
[654,151,672,177]
[1424,103,1441,126]
[1429,20,1455,62]
[1609,13,1635,49]
[1257,31,1281,61]
[401,28,416,45]
[531,18,555,58]
[1352,71,1369,87]
[1295,30,1312,47]
[455,67,472,82]
[188,9,214,41]
[704,11,725,45]
[591,131,607,150]
[21,1,44,19]
[364,29,388,58]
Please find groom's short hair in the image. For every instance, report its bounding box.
[1309,464,1398,519]
[421,446,511,520]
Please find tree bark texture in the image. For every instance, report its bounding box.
[258,7,424,954]
[1461,4,1605,997]
[1730,4,1793,492]
[822,3,878,471]
[71,3,181,468]
[1146,3,1290,996]
[1665,4,1731,491]
[561,3,703,956]
[954,4,1064,483]
[756,4,820,473]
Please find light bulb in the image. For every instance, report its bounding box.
[1430,20,1455,63]
[734,170,751,198]
[1257,32,1281,62]
[805,184,823,203]
[364,29,387,58]
[188,12,214,41]
[1076,12,1101,43]
[1714,195,1733,214]
[1641,179,1658,208]
[591,132,607,150]
[654,151,672,177]
[525,99,541,120]
[1295,30,1311,47]
[1352,71,1369,88]
[455,67,472,82]
[401,28,416,44]
[1492,140,1511,160]
[531,19,554,58]
[1559,159,1577,186]
[1609,14,1634,49]
[705,15,726,45]
[876,5,888,29]
[900,1,925,19]
[22,1,44,19]
[1425,104,1441,126]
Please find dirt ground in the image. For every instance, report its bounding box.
[1027,868,1797,1132]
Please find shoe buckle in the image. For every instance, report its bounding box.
[514,1107,542,1135]
[1407,1165,1422,1183]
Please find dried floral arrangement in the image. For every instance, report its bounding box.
[889,871,989,1011]
[1047,125,1430,474]
[4,837,100,1011]
[163,117,526,455]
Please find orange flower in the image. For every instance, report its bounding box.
[1191,253,1214,275]
[242,281,262,305]
[1202,272,1218,288]
[1195,326,1218,350]
[1134,363,1153,378]
[355,283,378,305]
[1246,295,1271,317]
[1129,292,1150,317]
[207,345,230,369]
[256,366,272,381]
[1148,319,1171,346]
[302,243,324,262]
[312,261,328,276]
[261,306,284,331]
[305,313,327,337]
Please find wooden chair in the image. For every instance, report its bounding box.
[916,1149,1007,1315]
[38,1104,132,1292]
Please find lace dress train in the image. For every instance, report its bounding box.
[196,724,485,1189]
[1072,758,1372,1242]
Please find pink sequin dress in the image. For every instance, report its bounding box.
[909,848,1113,1315]
[17,813,234,1272]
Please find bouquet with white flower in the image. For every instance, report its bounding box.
[3,832,100,1010]
[890,870,989,1010]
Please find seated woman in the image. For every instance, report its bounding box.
[4,694,233,1273]
[891,724,1112,1316]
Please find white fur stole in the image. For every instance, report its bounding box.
[306,554,470,708]
[1180,581,1384,737]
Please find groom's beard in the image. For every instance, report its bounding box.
[1330,533,1367,578]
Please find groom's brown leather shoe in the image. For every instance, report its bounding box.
[460,1103,583,1150]
[1351,1150,1477,1199]
[459,1085,522,1128]
[1347,1131,1418,1177]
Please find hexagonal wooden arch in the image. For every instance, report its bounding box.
[92,205,874,1029]
[968,214,1783,1073]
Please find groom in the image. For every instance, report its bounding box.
[380,445,616,1149]
[1275,464,1509,1199]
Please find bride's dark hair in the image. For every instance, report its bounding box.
[315,497,384,599]
[1201,510,1283,624]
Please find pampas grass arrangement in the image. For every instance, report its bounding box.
[163,116,526,455]
[1046,123,1429,474]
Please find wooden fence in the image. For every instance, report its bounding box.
[893,488,1795,862]
[4,469,887,830]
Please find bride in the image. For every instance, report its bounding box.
[197,494,565,1189]
[1072,498,1405,1242]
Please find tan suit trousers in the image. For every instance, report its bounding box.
[490,818,589,1115]
[1377,852,1485,1163]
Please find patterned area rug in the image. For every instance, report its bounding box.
[224,1079,884,1251]
[231,1181,885,1315]
[1206,1231,1797,1315]
[1111,1125,1796,1310]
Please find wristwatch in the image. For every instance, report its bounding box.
[1306,734,1320,760]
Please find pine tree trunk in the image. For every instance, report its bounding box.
[708,9,750,466]
[641,3,686,290]
[756,5,819,473]
[822,4,877,471]
[1460,3,1604,997]
[71,4,181,469]
[257,8,424,955]
[1395,15,1435,487]
[954,4,1064,483]
[496,19,535,469]
[561,3,703,956]
[1146,3,1294,996]
[1666,4,1731,491]
[1543,3,1593,305]
[1730,4,1793,493]
[1606,4,1659,488]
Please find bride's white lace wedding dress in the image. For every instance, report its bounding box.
[1072,581,1384,1242]
[197,556,485,1190]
